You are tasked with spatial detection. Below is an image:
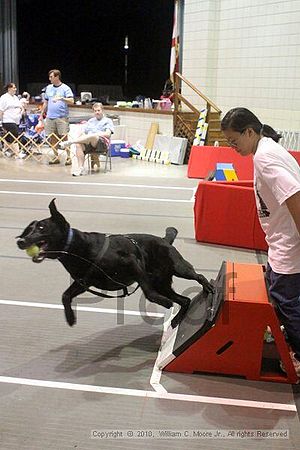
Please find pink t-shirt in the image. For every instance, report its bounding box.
[254,137,300,274]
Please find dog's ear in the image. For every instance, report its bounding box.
[49,198,69,229]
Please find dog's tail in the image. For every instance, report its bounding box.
[164,227,178,245]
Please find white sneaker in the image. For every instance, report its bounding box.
[72,166,86,177]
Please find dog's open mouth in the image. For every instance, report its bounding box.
[30,241,48,263]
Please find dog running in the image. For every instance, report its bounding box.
[17,199,214,328]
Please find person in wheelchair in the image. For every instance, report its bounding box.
[59,102,114,176]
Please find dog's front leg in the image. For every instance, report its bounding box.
[62,281,86,326]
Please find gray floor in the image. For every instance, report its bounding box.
[0,154,299,450]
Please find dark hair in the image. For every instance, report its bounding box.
[4,82,16,92]
[221,107,281,143]
[48,69,61,79]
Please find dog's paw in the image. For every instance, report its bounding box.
[65,308,76,327]
[170,317,179,329]
[197,275,215,294]
[171,315,185,329]
[203,281,215,294]
[171,313,184,329]
[171,302,190,329]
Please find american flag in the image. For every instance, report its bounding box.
[170,0,179,81]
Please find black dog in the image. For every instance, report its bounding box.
[17,199,213,328]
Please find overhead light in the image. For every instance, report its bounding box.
[124,35,129,50]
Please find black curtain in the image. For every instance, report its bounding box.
[0,0,18,90]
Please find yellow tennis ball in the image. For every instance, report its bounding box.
[26,244,40,258]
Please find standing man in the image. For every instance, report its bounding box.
[41,69,74,165]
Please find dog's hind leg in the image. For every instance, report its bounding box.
[140,283,174,310]
[62,281,86,326]
[128,259,174,310]
[156,284,191,328]
[171,250,214,294]
[171,301,189,328]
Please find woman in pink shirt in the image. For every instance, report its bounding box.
[221,107,300,377]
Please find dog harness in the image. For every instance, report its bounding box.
[59,229,142,299]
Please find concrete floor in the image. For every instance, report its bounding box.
[0,153,299,450]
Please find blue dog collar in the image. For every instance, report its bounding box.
[64,227,74,251]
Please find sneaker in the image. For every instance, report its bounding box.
[18,151,27,159]
[4,149,13,158]
[280,351,300,377]
[59,141,71,150]
[64,157,72,166]
[49,157,60,165]
[72,166,86,177]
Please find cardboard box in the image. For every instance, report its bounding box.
[153,135,188,165]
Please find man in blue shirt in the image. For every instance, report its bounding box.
[41,69,74,165]
[60,102,114,176]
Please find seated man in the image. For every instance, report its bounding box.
[60,102,114,176]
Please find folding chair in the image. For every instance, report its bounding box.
[85,139,112,173]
